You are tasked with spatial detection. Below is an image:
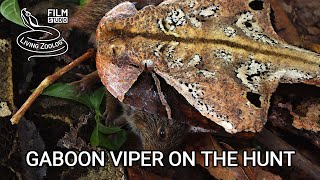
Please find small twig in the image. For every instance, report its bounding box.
[9,166,23,180]
[10,49,95,125]
[151,72,172,119]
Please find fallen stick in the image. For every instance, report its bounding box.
[10,49,95,125]
[255,128,320,179]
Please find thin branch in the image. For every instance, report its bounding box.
[10,49,95,124]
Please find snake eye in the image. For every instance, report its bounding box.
[26,12,31,16]
[158,126,166,139]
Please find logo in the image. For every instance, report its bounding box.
[48,9,68,24]
[16,8,68,61]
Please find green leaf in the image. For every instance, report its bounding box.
[41,83,106,113]
[100,130,127,150]
[79,0,87,6]
[0,0,25,27]
[90,127,100,147]
[41,83,94,109]
[90,127,127,150]
[89,86,105,114]
[42,83,126,150]
[106,130,127,150]
[97,122,123,134]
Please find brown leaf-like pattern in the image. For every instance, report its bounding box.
[96,0,320,133]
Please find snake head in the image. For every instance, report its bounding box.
[20,8,38,29]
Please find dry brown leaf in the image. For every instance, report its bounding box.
[221,143,281,180]
[127,166,170,180]
[268,0,302,46]
[96,0,320,134]
[185,134,248,180]
[278,99,320,133]
[309,44,320,54]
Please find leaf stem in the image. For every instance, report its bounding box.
[151,72,172,119]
